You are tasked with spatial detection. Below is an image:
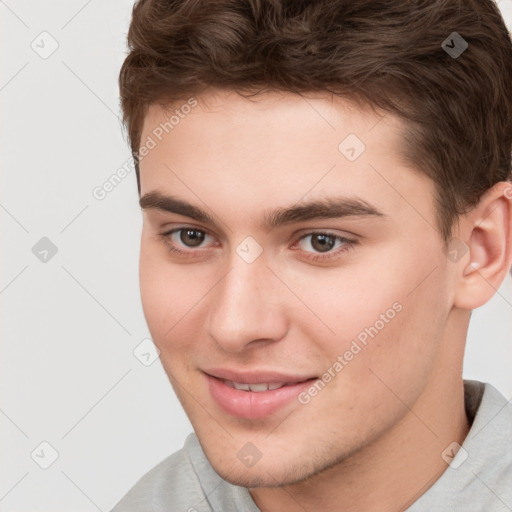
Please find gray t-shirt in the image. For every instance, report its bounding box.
[111,380,512,511]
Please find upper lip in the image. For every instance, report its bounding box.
[204,368,317,384]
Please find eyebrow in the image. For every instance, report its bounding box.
[139,191,386,230]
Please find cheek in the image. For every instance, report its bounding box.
[139,240,186,344]
[139,238,216,354]
[282,263,405,353]
[292,251,448,385]
[354,277,447,412]
[139,242,167,333]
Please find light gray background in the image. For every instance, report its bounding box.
[1,1,511,510]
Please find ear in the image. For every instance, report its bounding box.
[452,181,512,310]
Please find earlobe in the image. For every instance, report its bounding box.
[453,181,512,310]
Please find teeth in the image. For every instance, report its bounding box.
[233,382,250,391]
[225,380,287,392]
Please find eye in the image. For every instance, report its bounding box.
[294,231,355,261]
[299,233,339,252]
[158,227,356,262]
[173,228,208,248]
[159,227,216,256]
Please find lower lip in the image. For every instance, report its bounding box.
[206,374,316,420]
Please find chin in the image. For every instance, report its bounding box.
[202,442,338,489]
[212,462,312,489]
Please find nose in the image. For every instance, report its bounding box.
[205,253,289,353]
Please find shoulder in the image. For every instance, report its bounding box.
[409,380,512,511]
[110,433,207,512]
[465,381,512,497]
[110,432,260,512]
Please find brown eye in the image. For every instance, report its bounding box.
[309,234,336,252]
[179,229,206,247]
[295,231,355,261]
[299,233,339,253]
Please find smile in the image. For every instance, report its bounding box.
[222,380,300,392]
[206,374,317,419]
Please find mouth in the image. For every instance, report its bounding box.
[222,379,312,392]
[204,371,318,420]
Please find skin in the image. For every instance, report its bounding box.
[138,89,512,512]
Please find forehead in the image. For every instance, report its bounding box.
[138,89,434,228]
[141,89,403,150]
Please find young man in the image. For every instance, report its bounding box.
[112,0,512,510]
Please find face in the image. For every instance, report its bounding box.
[138,89,454,488]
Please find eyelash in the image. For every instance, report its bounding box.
[159,227,356,262]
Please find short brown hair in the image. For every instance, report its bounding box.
[119,0,512,242]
